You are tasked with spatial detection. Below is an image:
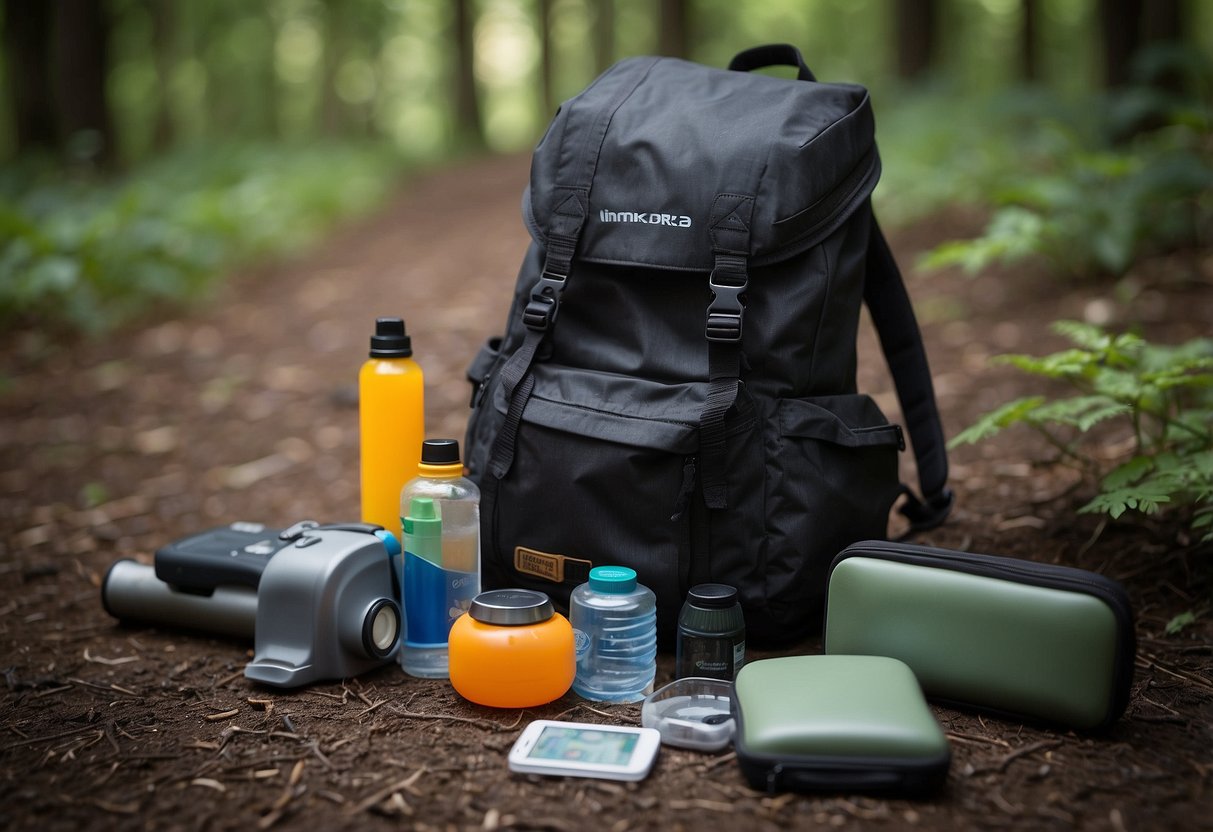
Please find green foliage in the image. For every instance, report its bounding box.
[80,482,110,509]
[950,322,1213,541]
[1165,610,1197,635]
[917,66,1213,278]
[0,143,401,331]
[920,120,1213,277]
[874,88,1046,225]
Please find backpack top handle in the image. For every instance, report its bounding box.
[727,43,816,83]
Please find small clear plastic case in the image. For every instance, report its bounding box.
[640,677,734,751]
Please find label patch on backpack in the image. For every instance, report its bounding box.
[514,546,592,584]
[599,209,692,228]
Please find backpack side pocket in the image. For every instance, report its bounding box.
[766,394,903,636]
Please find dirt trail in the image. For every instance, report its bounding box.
[0,153,1209,831]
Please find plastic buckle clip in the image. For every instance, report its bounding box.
[523,271,567,332]
[705,269,747,343]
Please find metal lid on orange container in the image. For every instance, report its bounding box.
[467,589,555,626]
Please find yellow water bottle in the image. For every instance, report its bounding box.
[359,317,424,541]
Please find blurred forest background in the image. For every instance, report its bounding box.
[1,0,1211,331]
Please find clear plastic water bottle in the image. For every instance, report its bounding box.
[399,439,480,679]
[570,566,657,703]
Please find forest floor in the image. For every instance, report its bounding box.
[0,153,1210,831]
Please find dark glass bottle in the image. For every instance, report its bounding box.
[675,584,745,681]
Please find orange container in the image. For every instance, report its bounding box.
[448,590,575,708]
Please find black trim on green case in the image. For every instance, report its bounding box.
[731,694,950,798]
[823,541,1136,732]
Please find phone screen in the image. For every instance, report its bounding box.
[528,726,639,766]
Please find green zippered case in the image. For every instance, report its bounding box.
[732,655,950,797]
[823,541,1135,732]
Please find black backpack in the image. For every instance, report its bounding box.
[464,45,952,645]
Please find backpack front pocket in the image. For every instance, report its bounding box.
[482,366,704,638]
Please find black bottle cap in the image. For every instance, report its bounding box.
[687,583,738,609]
[369,317,413,358]
[421,438,461,465]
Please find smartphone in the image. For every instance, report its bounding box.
[507,720,661,781]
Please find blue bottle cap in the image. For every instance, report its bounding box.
[589,565,638,593]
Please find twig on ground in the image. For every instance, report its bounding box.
[974,739,1063,775]
[1139,653,1213,694]
[344,768,425,815]
[1075,517,1108,560]
[668,798,735,813]
[387,705,515,732]
[947,731,1012,748]
[307,739,334,770]
[701,750,737,770]
[83,648,140,666]
[354,699,386,719]
[1,724,98,751]
[214,668,247,688]
[90,799,141,815]
[66,677,140,697]
[258,760,308,830]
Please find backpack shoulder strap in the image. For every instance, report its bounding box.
[488,57,660,480]
[862,209,954,532]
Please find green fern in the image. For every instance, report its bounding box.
[949,397,1045,446]
[951,323,1213,542]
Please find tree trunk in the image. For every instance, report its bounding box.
[53,0,116,166]
[1020,0,1039,83]
[538,0,555,116]
[259,7,280,139]
[895,0,936,81]
[321,0,346,137]
[1097,0,1143,88]
[3,0,58,155]
[452,0,482,147]
[594,0,615,75]
[1140,0,1184,93]
[658,0,688,59]
[144,0,176,152]
[1141,0,1181,43]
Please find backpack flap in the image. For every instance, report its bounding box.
[524,55,881,271]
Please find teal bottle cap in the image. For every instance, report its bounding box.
[589,565,637,593]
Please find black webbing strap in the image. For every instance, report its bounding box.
[698,194,755,510]
[488,59,660,481]
[487,193,586,480]
[488,370,535,479]
[863,210,954,532]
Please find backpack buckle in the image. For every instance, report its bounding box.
[706,311,743,342]
[706,266,747,342]
[523,271,567,332]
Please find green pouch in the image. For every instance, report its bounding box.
[823,541,1135,732]
[732,655,950,797]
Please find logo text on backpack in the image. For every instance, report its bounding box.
[599,209,692,228]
